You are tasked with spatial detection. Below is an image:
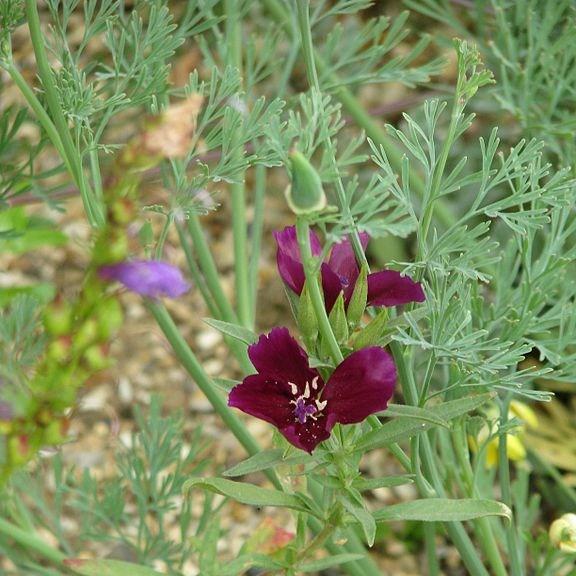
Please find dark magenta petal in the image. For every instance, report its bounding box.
[274,226,322,295]
[320,263,345,313]
[327,232,369,286]
[367,270,425,307]
[228,374,294,429]
[248,327,320,392]
[281,418,332,453]
[99,260,190,298]
[323,347,396,428]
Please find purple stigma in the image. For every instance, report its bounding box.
[294,398,317,424]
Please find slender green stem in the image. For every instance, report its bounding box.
[263,0,456,230]
[424,522,440,576]
[177,222,220,318]
[294,0,367,265]
[4,64,68,170]
[453,423,508,576]
[0,517,66,565]
[390,341,490,576]
[155,215,172,259]
[186,213,238,323]
[249,165,266,325]
[24,0,103,227]
[225,0,251,329]
[498,395,524,576]
[295,219,343,364]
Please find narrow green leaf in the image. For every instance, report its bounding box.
[219,554,286,576]
[298,554,365,572]
[64,559,162,576]
[184,478,310,513]
[342,500,376,546]
[222,449,313,477]
[202,318,257,345]
[384,404,450,428]
[373,498,511,523]
[354,475,415,492]
[356,393,494,452]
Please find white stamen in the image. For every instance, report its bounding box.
[288,382,298,396]
[315,399,327,411]
[311,376,319,390]
[303,382,311,399]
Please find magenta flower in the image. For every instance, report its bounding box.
[228,327,396,453]
[274,226,425,312]
[99,260,190,298]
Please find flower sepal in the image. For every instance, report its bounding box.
[346,264,368,328]
[297,282,318,350]
[351,309,389,350]
[328,292,348,345]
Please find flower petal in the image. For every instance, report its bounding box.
[228,372,331,453]
[281,419,332,453]
[327,233,369,286]
[323,347,396,428]
[228,374,294,429]
[320,263,345,313]
[274,226,322,295]
[248,327,320,391]
[99,260,190,298]
[367,270,425,306]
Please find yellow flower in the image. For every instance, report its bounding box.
[469,401,538,468]
[550,513,576,553]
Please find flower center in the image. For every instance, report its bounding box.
[288,377,327,424]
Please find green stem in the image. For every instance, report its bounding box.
[263,0,456,229]
[0,517,66,565]
[498,395,524,576]
[177,222,220,318]
[4,64,68,171]
[155,215,172,259]
[453,423,508,576]
[249,164,266,326]
[424,522,440,576]
[390,341,490,576]
[225,0,251,329]
[24,0,103,227]
[186,213,238,323]
[295,219,343,364]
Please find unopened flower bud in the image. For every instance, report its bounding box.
[550,513,576,552]
[285,151,326,215]
[74,319,99,351]
[97,298,123,340]
[43,300,73,336]
[84,344,111,372]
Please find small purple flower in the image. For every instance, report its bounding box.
[274,226,425,312]
[228,327,396,453]
[99,260,190,298]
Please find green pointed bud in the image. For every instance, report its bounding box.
[298,282,318,349]
[347,265,368,328]
[97,298,124,340]
[328,292,349,345]
[43,301,73,336]
[84,344,111,372]
[352,309,389,350]
[73,318,99,351]
[285,151,326,215]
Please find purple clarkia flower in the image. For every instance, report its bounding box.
[274,226,425,312]
[99,260,190,298]
[228,327,396,453]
